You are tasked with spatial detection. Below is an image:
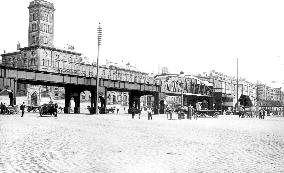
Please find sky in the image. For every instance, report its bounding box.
[0,0,284,88]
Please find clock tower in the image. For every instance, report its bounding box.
[28,0,55,47]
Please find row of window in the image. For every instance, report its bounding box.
[30,12,53,23]
[30,13,38,21]
[36,60,156,84]
[30,23,52,34]
[53,54,82,63]
[31,35,49,45]
[41,23,52,33]
[2,56,156,85]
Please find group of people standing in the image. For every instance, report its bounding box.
[130,107,153,120]
[237,106,268,119]
[0,102,25,117]
[258,108,266,119]
[166,105,197,120]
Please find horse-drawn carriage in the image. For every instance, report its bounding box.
[27,105,40,112]
[39,103,58,117]
[195,110,221,118]
[7,105,19,114]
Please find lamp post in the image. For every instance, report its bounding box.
[96,23,102,115]
[179,71,185,107]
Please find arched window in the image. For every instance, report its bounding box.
[32,36,35,44]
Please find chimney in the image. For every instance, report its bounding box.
[17,41,21,50]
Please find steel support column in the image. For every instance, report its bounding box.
[153,92,160,115]
[74,95,80,114]
[64,86,71,113]
[90,90,96,114]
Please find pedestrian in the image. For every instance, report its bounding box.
[20,102,25,117]
[193,108,197,120]
[3,103,7,114]
[138,108,141,119]
[0,102,3,114]
[131,107,135,119]
[117,108,119,114]
[166,107,169,119]
[147,108,152,120]
[169,108,173,120]
[187,105,192,120]
[263,109,266,119]
[54,103,58,117]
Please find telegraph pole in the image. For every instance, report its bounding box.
[236,58,239,112]
[96,23,102,115]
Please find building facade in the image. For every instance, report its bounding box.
[198,70,258,111]
[198,70,283,111]
[257,83,283,106]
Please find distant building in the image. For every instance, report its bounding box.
[198,70,284,110]
[198,70,257,110]
[256,83,283,106]
[161,66,169,74]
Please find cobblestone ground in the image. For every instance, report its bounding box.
[0,113,284,173]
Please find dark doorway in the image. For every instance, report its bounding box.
[159,100,165,114]
[31,92,38,106]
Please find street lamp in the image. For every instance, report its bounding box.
[179,71,185,107]
[96,23,102,115]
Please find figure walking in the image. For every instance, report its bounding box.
[169,108,173,120]
[147,108,152,120]
[138,108,142,119]
[0,102,3,114]
[131,107,135,119]
[20,102,25,117]
[187,105,193,120]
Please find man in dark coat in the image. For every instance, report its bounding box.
[20,102,25,117]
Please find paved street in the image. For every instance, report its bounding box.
[0,113,284,173]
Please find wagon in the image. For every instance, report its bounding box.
[27,105,40,112]
[106,107,116,114]
[39,103,57,117]
[195,110,221,118]
[7,105,19,114]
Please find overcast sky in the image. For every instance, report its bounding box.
[0,0,284,87]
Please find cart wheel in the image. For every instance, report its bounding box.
[214,112,219,118]
[54,111,57,117]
